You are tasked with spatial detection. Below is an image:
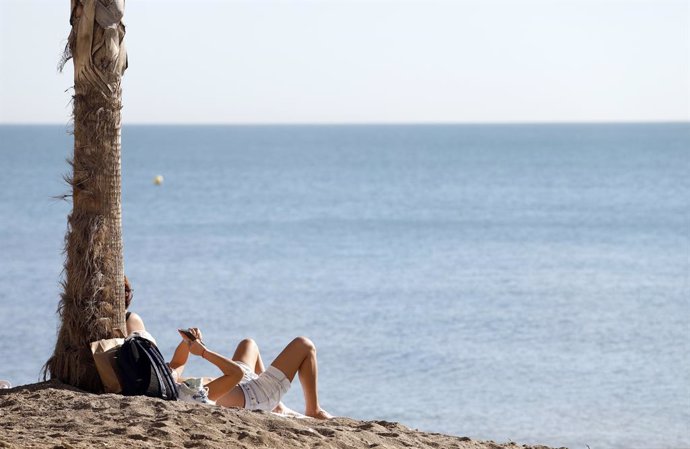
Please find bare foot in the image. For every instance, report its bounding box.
[272,402,296,415]
[305,408,333,420]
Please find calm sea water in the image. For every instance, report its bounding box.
[0,124,688,449]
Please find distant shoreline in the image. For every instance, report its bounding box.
[0,121,688,127]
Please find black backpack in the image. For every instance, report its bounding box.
[117,336,178,400]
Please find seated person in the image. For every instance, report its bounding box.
[124,275,145,335]
[169,328,332,419]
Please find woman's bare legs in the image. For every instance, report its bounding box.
[270,337,332,419]
[231,338,265,373]
[202,336,331,418]
[212,339,258,408]
[229,338,297,415]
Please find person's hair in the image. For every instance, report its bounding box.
[124,275,133,309]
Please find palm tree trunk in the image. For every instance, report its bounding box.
[45,0,128,392]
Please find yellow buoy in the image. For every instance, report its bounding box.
[153,175,164,185]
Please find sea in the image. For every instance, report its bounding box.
[0,123,688,449]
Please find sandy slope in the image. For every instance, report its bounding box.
[0,381,562,449]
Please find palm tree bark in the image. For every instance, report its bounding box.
[45,0,128,392]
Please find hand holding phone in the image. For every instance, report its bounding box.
[177,327,204,345]
[178,328,199,342]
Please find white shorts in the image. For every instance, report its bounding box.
[235,361,259,382]
[235,363,291,412]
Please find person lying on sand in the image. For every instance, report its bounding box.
[169,328,333,419]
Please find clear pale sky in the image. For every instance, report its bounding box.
[0,0,688,124]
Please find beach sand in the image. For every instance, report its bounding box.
[0,381,562,449]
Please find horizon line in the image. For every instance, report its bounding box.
[1,119,688,127]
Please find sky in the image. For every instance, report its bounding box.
[0,0,688,124]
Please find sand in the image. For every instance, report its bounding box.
[0,381,563,449]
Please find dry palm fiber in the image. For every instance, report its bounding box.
[45,0,128,392]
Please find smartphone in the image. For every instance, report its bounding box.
[177,328,196,341]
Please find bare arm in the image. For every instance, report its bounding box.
[168,327,206,380]
[168,339,191,381]
[189,340,243,378]
[188,340,244,402]
[125,312,146,335]
[168,328,243,389]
